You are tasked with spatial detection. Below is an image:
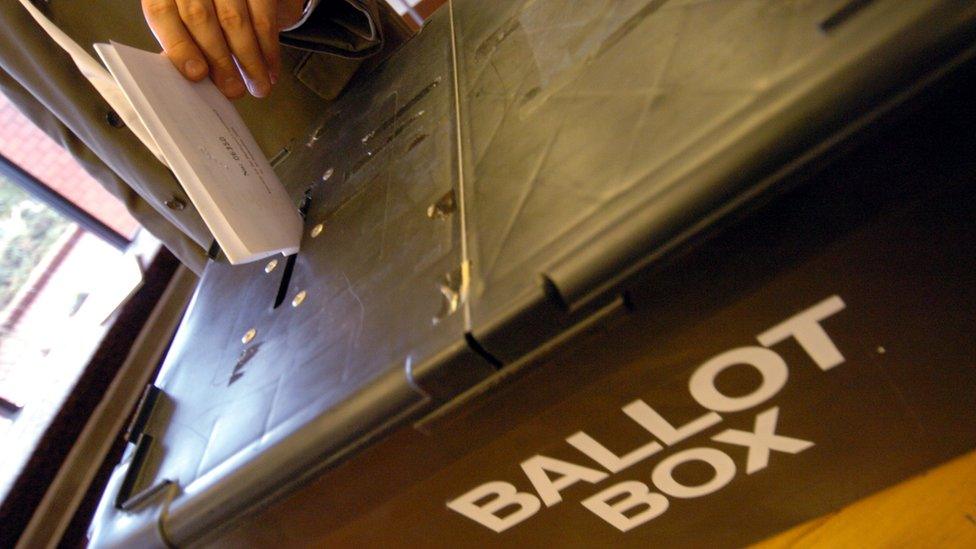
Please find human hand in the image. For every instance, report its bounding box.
[142,0,305,99]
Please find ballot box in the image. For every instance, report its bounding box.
[89,1,976,546]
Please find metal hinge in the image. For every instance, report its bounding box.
[115,385,175,511]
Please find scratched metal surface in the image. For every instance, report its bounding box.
[452,0,915,359]
[132,8,471,493]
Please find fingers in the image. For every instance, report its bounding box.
[143,0,209,81]
[175,0,247,98]
[246,0,280,85]
[213,0,272,97]
[144,0,285,99]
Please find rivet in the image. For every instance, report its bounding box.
[164,197,186,211]
[310,223,324,238]
[322,167,334,182]
[106,110,125,129]
[291,290,307,308]
[264,259,278,273]
[241,328,256,345]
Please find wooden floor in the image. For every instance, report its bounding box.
[754,451,976,547]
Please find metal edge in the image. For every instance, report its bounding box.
[18,266,198,549]
[158,366,430,547]
[546,0,976,310]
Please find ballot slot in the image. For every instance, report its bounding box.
[273,255,298,310]
[273,189,313,309]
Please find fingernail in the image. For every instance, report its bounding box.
[223,76,245,97]
[246,78,270,98]
[184,59,206,78]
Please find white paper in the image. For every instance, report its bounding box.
[95,42,302,264]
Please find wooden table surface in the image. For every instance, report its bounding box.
[755,451,976,547]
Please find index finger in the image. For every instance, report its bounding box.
[142,0,209,81]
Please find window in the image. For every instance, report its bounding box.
[0,91,146,501]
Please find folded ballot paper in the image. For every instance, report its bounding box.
[95,41,302,264]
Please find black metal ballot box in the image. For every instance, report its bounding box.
[89,1,976,546]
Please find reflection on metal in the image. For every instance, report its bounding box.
[241,328,256,345]
[427,189,457,219]
[291,290,307,308]
[360,78,441,147]
[322,168,334,182]
[433,265,464,325]
[306,123,327,148]
[113,433,157,510]
[230,344,261,386]
[264,259,278,274]
[117,479,175,512]
[350,79,443,178]
[310,223,324,238]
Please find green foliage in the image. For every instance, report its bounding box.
[0,174,73,312]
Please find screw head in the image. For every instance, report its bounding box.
[310,223,324,238]
[106,110,125,129]
[291,290,307,308]
[264,259,278,273]
[164,198,186,211]
[241,328,256,345]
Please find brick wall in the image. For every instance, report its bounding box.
[0,93,139,238]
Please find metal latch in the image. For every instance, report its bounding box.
[115,385,175,511]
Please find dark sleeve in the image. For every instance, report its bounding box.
[280,0,390,57]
